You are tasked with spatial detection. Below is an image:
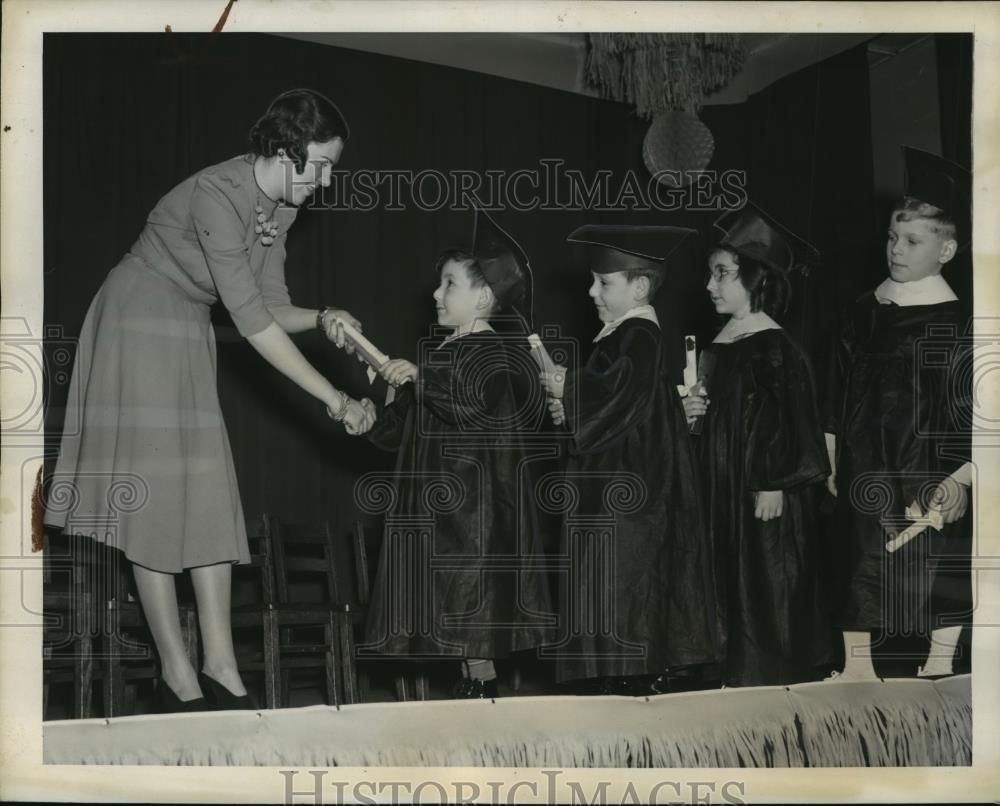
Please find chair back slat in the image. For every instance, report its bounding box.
[353,520,371,608]
[271,519,340,605]
[243,513,277,606]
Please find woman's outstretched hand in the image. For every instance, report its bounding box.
[321,309,363,356]
[335,396,376,435]
[753,490,784,521]
[379,358,418,387]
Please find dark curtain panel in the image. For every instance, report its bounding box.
[935,32,974,306]
[701,43,878,364]
[44,34,879,565]
[937,33,974,168]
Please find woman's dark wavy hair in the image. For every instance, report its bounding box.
[248,89,350,172]
[711,246,791,318]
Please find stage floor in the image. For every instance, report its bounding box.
[43,674,971,767]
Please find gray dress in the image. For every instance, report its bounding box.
[46,155,298,572]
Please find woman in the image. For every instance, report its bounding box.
[45,89,375,711]
[683,204,831,687]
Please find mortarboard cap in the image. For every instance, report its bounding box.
[712,202,820,275]
[901,145,971,246]
[565,224,697,274]
[470,204,532,328]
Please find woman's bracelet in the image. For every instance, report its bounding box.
[328,390,350,422]
[316,306,333,333]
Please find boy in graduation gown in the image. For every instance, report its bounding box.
[540,225,717,694]
[363,207,553,698]
[826,147,973,680]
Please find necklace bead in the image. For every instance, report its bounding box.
[254,194,278,245]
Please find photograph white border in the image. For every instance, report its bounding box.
[2,1,999,802]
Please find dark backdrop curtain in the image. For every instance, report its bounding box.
[935,32,974,305]
[699,43,878,365]
[44,33,878,571]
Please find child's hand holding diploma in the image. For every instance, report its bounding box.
[380,358,419,387]
[539,364,567,426]
[681,383,709,426]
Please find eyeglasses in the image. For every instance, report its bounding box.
[705,267,740,284]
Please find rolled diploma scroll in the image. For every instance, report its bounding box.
[527,333,556,377]
[885,503,945,553]
[683,335,698,389]
[677,334,698,397]
[338,319,391,384]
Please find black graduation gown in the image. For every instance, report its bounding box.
[826,293,972,634]
[554,318,717,682]
[697,329,832,687]
[363,331,554,660]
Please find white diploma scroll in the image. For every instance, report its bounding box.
[677,334,698,397]
[338,319,390,384]
[528,333,565,424]
[527,333,554,375]
[683,334,698,390]
[885,503,945,553]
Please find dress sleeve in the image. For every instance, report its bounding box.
[745,336,831,491]
[258,233,294,317]
[563,322,660,456]
[190,174,275,337]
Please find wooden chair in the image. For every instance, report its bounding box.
[42,588,94,720]
[43,530,198,718]
[353,519,428,702]
[231,514,281,709]
[43,531,94,719]
[268,517,347,708]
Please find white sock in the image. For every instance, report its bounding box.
[921,626,962,675]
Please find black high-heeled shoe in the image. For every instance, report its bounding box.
[157,681,209,714]
[198,672,257,710]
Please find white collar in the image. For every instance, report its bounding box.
[874,274,957,307]
[593,305,659,343]
[438,319,494,347]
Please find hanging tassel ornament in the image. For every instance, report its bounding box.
[586,33,747,117]
[254,193,279,246]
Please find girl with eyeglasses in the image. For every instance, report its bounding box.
[682,204,832,688]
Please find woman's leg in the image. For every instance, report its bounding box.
[132,563,202,701]
[190,563,247,695]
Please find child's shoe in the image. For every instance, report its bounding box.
[452,678,499,699]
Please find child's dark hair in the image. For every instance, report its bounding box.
[890,197,957,242]
[624,268,663,301]
[435,248,524,315]
[712,246,791,317]
[248,89,350,173]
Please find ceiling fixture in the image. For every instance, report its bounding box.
[586,34,747,186]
